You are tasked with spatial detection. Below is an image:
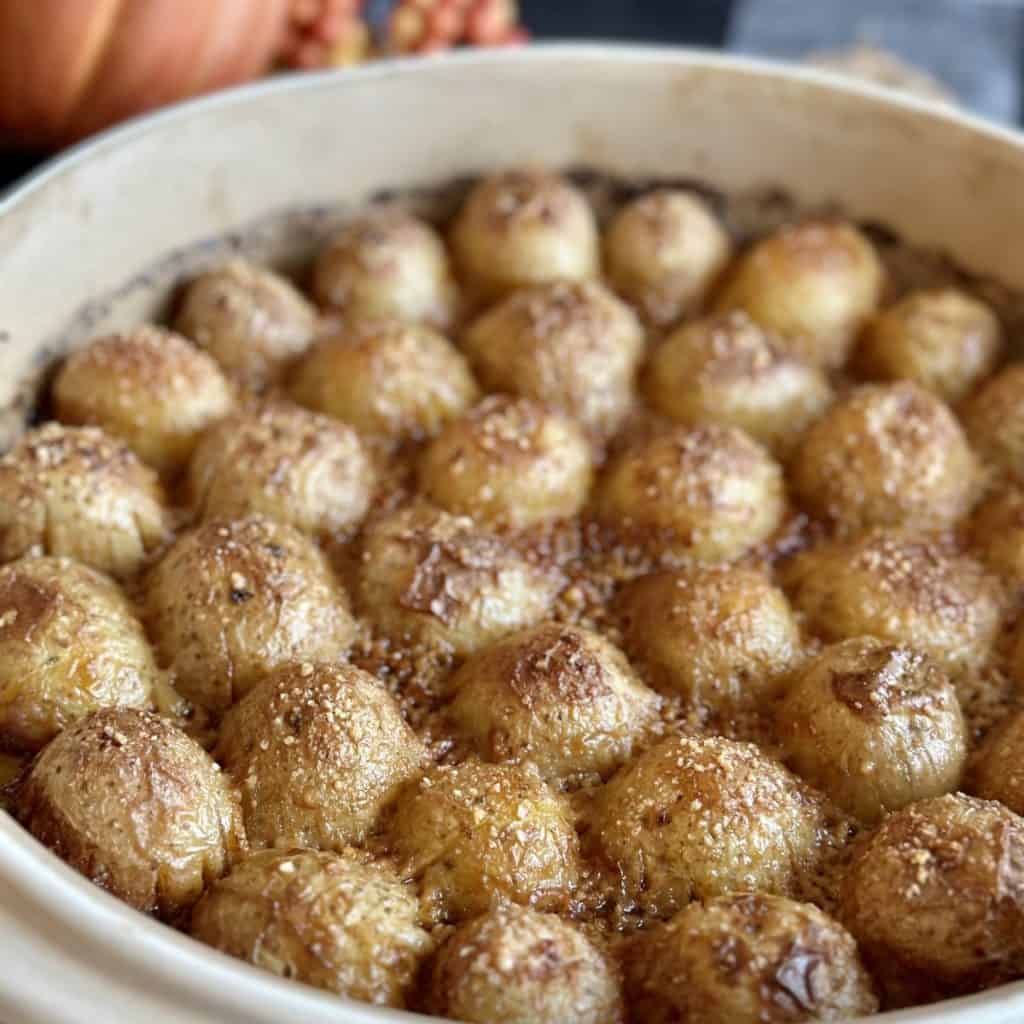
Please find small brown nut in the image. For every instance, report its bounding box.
[53,325,233,476]
[217,662,426,850]
[18,708,244,920]
[0,423,169,579]
[191,848,431,1008]
[624,893,878,1023]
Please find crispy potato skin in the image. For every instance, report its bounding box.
[418,395,593,530]
[839,794,1024,1005]
[53,325,233,476]
[605,189,731,329]
[217,662,426,850]
[356,503,561,657]
[969,709,1024,815]
[617,567,800,715]
[586,735,830,918]
[713,220,883,368]
[289,319,478,444]
[0,556,159,752]
[175,260,317,387]
[386,760,582,923]
[426,906,624,1024]
[312,209,458,330]
[191,848,432,1007]
[446,622,660,785]
[187,401,375,537]
[645,312,832,457]
[452,169,599,304]
[143,516,356,715]
[777,637,967,823]
[962,364,1024,488]
[463,279,643,439]
[0,423,169,579]
[624,894,878,1024]
[18,708,245,920]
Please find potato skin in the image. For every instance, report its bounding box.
[645,312,832,457]
[217,662,426,850]
[604,189,731,329]
[968,487,1024,591]
[386,760,582,923]
[289,319,478,443]
[594,424,785,563]
[777,637,966,823]
[463,279,643,438]
[587,735,829,917]
[969,709,1024,815]
[0,423,169,579]
[187,401,375,537]
[792,382,975,534]
[53,325,233,476]
[426,906,624,1024]
[856,288,1002,403]
[839,793,1024,1005]
[143,516,356,715]
[418,396,593,529]
[446,622,659,785]
[175,260,317,387]
[18,708,244,920]
[617,567,801,715]
[452,168,599,303]
[714,221,883,368]
[624,893,878,1024]
[962,364,1024,488]
[785,532,1000,673]
[191,848,432,1008]
[356,503,561,657]
[312,209,457,329]
[0,557,159,753]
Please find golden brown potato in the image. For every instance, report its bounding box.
[217,662,426,850]
[143,516,355,715]
[594,424,785,564]
[426,906,624,1024]
[644,312,833,457]
[968,487,1024,590]
[785,532,1001,673]
[791,382,975,534]
[777,637,966,822]
[356,504,561,657]
[587,735,829,917]
[289,319,478,443]
[452,169,599,303]
[418,396,593,529]
[386,760,581,923]
[191,848,431,1008]
[839,793,1024,1004]
[18,708,244,920]
[0,557,160,753]
[312,208,457,329]
[604,189,731,329]
[624,893,878,1024]
[462,279,643,438]
[969,709,1024,815]
[446,622,659,785]
[0,423,168,579]
[617,567,801,715]
[856,288,1002,403]
[962,364,1024,488]
[52,325,233,476]
[187,401,375,538]
[175,260,317,387]
[714,221,883,368]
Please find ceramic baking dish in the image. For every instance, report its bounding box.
[2,44,1024,1024]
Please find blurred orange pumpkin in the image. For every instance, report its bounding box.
[0,0,290,149]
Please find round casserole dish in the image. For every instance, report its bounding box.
[2,44,1024,1024]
